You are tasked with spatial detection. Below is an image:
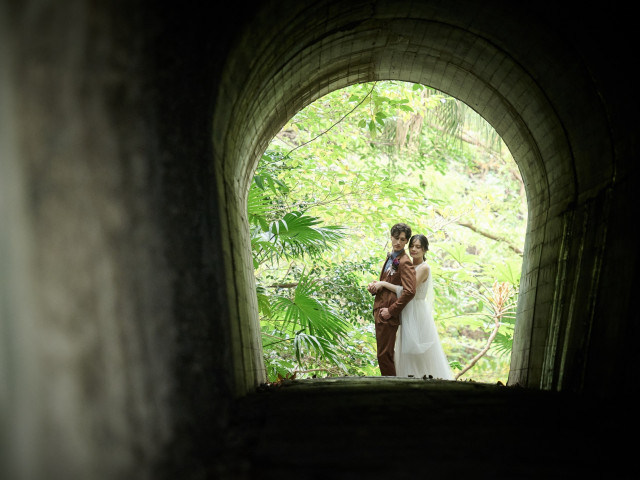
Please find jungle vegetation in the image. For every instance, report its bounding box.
[249,81,526,384]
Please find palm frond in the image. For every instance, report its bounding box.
[252,211,344,264]
[247,185,271,228]
[268,211,344,257]
[256,285,272,318]
[293,332,347,371]
[491,330,514,358]
[270,275,350,342]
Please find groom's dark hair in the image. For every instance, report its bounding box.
[391,223,412,239]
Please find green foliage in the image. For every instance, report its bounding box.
[252,81,526,383]
[250,154,369,381]
[269,274,349,342]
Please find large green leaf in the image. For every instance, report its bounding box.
[293,332,347,371]
[266,211,344,259]
[256,285,272,318]
[270,275,350,342]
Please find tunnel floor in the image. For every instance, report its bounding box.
[219,377,631,479]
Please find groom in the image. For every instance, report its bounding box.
[367,223,416,376]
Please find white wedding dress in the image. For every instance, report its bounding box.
[394,263,453,379]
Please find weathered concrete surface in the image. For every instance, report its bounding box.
[212,0,640,398]
[1,1,638,479]
[219,378,631,479]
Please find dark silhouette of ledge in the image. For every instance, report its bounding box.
[218,377,631,478]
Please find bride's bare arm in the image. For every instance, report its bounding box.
[371,264,429,296]
[415,264,430,284]
[390,264,430,296]
[373,281,397,294]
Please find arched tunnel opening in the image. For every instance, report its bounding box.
[215,1,605,396]
[207,3,636,474]
[254,79,525,384]
[1,1,637,479]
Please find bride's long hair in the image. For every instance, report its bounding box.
[409,234,429,261]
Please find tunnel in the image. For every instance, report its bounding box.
[1,0,637,478]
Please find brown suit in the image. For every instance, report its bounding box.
[373,250,416,376]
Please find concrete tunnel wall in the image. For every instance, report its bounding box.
[1,0,637,479]
[214,0,637,395]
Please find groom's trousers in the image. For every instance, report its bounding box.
[375,316,399,376]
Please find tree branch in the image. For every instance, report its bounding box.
[435,208,523,255]
[268,282,298,289]
[284,82,377,158]
[454,314,500,380]
[454,282,513,380]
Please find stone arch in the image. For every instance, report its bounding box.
[213,0,618,395]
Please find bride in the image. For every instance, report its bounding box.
[374,234,453,380]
